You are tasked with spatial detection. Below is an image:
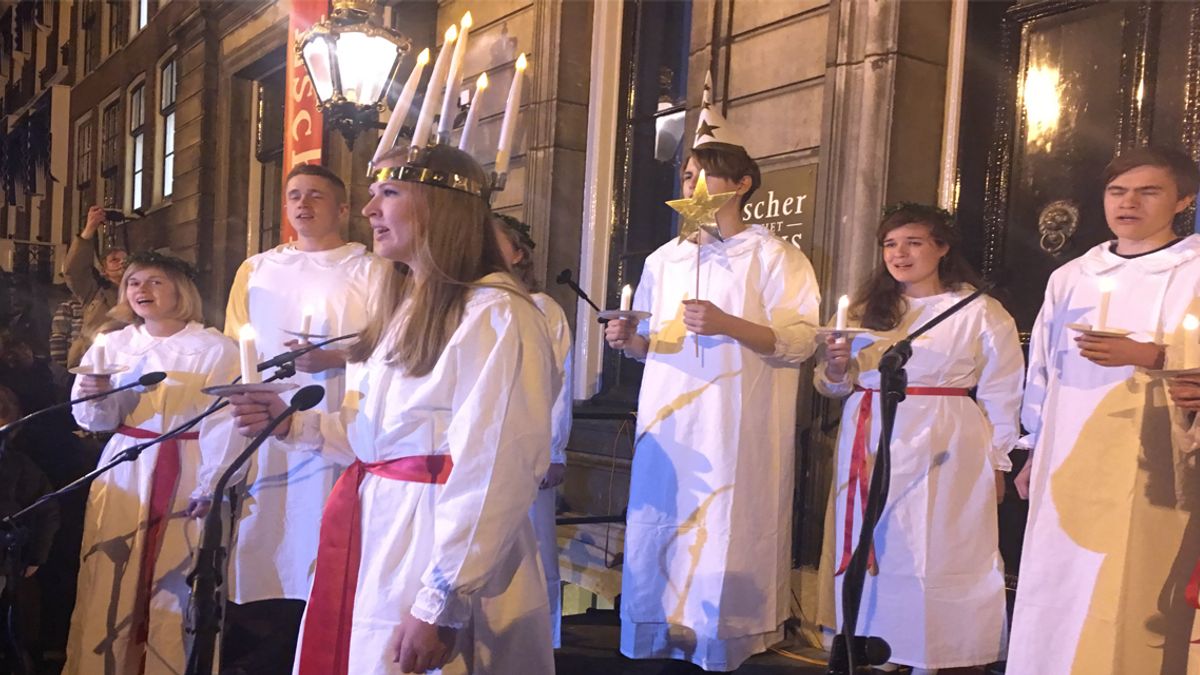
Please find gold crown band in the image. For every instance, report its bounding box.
[371,165,489,200]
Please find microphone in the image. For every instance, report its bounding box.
[826,634,891,674]
[185,384,326,675]
[555,269,603,313]
[0,371,167,439]
[257,333,359,373]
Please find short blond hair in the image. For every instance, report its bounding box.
[108,261,204,325]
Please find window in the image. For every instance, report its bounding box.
[101,100,121,208]
[108,0,128,52]
[160,59,177,199]
[136,0,149,31]
[76,116,95,188]
[82,2,100,72]
[129,84,146,210]
[254,69,286,252]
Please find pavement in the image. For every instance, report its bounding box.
[554,609,830,674]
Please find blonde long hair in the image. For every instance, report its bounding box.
[350,146,518,376]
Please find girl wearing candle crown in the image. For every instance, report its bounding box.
[491,213,573,649]
[815,204,1023,674]
[64,252,242,675]
[604,72,821,672]
[228,142,558,675]
[1008,145,1200,675]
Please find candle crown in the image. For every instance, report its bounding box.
[368,30,528,203]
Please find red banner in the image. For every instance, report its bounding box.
[282,0,328,242]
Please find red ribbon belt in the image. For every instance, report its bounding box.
[297,455,453,675]
[115,424,199,643]
[833,387,970,577]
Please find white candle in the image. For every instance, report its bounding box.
[92,332,107,372]
[372,47,429,164]
[620,284,633,312]
[1185,314,1199,369]
[494,53,527,176]
[300,306,314,337]
[437,12,472,139]
[239,324,261,384]
[412,25,457,151]
[1096,277,1116,331]
[836,295,849,331]
[457,72,489,152]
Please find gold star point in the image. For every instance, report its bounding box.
[666,170,737,243]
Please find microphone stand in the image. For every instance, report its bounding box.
[830,284,992,675]
[555,269,610,323]
[0,365,296,674]
[256,333,358,373]
[184,386,324,675]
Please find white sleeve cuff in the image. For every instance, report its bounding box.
[410,585,471,629]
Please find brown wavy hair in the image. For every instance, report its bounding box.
[349,146,518,376]
[851,204,982,331]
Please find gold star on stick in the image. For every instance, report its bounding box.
[666,170,737,243]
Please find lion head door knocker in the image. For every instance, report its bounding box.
[1038,199,1079,256]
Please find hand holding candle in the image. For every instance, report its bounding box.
[620,284,633,312]
[238,324,261,385]
[1095,277,1115,331]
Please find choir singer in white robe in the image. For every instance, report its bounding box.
[604,128,821,669]
[65,253,242,675]
[228,145,557,675]
[816,204,1023,674]
[1009,146,1200,675]
[492,213,574,648]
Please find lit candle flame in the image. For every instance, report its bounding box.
[1184,314,1198,331]
[239,324,257,341]
[477,72,488,89]
[415,47,430,66]
[516,53,528,71]
[1099,277,1116,293]
[461,11,473,29]
[445,24,458,43]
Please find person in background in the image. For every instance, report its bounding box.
[62,205,127,369]
[492,213,573,648]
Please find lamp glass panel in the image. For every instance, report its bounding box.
[301,36,336,103]
[335,32,400,104]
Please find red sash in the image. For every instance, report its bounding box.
[115,424,199,643]
[833,387,970,577]
[296,455,453,675]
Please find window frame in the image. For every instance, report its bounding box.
[155,53,178,202]
[127,79,147,212]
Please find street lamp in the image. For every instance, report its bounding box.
[297,0,411,146]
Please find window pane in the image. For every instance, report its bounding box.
[165,112,175,153]
[138,0,149,30]
[163,154,174,198]
[161,60,177,109]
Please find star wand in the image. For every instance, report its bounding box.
[665,169,736,356]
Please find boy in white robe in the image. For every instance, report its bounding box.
[222,164,387,675]
[605,75,821,672]
[1009,145,1200,675]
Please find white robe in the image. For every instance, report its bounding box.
[620,225,821,671]
[288,276,557,675]
[223,242,387,604]
[529,292,573,649]
[814,289,1023,669]
[1008,237,1200,675]
[64,322,242,675]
